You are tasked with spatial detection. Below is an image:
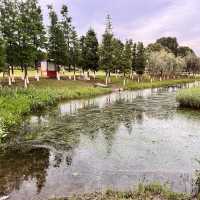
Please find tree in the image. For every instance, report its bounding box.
[70,26,80,80]
[112,38,124,78]
[61,4,72,71]
[0,0,19,84]
[146,42,171,53]
[79,36,87,76]
[99,14,114,85]
[48,5,66,80]
[121,40,132,86]
[135,42,145,79]
[27,0,46,81]
[146,50,185,79]
[156,37,178,56]
[0,38,6,72]
[84,28,99,79]
[185,53,200,75]
[131,43,137,78]
[177,46,195,57]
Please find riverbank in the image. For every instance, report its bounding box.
[177,87,200,109]
[0,77,198,139]
[0,79,111,138]
[50,183,191,200]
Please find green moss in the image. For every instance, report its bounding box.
[176,87,200,109]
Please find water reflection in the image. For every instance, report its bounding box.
[1,83,200,199]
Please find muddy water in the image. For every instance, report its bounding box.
[1,82,200,200]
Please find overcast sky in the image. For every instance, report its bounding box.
[39,0,200,55]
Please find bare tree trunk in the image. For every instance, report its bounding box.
[57,65,60,81]
[11,66,15,83]
[8,66,12,86]
[93,71,96,80]
[73,65,76,80]
[24,65,28,88]
[105,71,108,85]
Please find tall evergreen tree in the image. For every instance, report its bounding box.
[84,28,99,79]
[48,5,66,80]
[0,0,19,84]
[0,38,6,72]
[131,43,137,78]
[70,26,80,80]
[99,14,114,85]
[112,38,124,78]
[61,5,72,70]
[121,40,132,86]
[79,36,87,75]
[27,0,46,81]
[135,42,145,80]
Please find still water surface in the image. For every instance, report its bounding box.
[1,83,200,200]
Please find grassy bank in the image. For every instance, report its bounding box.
[97,75,198,90]
[177,87,200,109]
[0,80,111,135]
[50,183,191,200]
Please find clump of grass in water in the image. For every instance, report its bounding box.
[50,183,190,200]
[0,120,7,143]
[176,87,200,109]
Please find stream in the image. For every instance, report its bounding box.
[0,82,200,200]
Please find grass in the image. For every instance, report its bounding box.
[177,87,200,109]
[97,75,199,90]
[0,79,111,136]
[49,183,191,200]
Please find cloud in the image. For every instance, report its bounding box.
[39,0,200,55]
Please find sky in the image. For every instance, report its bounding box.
[39,0,200,55]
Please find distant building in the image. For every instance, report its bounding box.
[40,60,57,78]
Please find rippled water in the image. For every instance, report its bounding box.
[1,82,200,200]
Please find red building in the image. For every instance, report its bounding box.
[41,60,57,78]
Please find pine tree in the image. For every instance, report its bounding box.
[135,42,145,81]
[84,28,99,79]
[48,5,66,80]
[61,5,72,70]
[99,14,114,85]
[70,26,80,80]
[131,43,137,79]
[121,40,132,86]
[27,0,46,81]
[0,0,19,84]
[0,38,6,72]
[112,38,124,78]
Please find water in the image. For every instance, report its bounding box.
[1,83,200,200]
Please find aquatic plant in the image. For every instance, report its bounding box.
[50,183,190,200]
[177,87,200,109]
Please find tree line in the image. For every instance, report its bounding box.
[0,0,200,87]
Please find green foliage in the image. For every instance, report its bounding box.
[156,37,179,56]
[0,38,6,72]
[185,53,200,74]
[83,28,99,72]
[177,87,200,109]
[177,46,195,57]
[50,183,190,200]
[135,42,145,75]
[121,40,132,76]
[48,5,66,66]
[99,15,114,73]
[0,81,111,131]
